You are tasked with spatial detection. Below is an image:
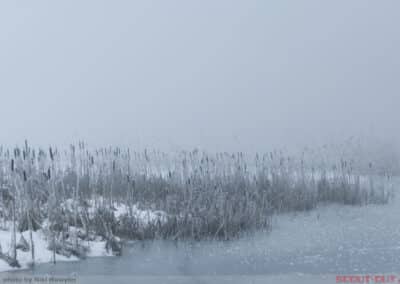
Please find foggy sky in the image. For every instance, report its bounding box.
[0,1,399,152]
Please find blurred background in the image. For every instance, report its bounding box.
[0,0,399,154]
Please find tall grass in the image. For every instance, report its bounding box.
[0,142,394,245]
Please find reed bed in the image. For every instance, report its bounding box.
[0,141,393,249]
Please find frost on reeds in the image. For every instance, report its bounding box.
[0,141,395,251]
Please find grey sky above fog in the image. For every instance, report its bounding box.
[0,1,399,152]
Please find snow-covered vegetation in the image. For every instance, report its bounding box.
[0,141,395,271]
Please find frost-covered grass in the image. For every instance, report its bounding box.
[0,142,395,271]
[0,198,168,272]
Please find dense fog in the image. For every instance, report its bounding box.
[1,1,399,153]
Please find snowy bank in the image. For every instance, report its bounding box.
[0,229,112,272]
[0,200,168,273]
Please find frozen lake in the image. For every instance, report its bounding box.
[3,181,400,283]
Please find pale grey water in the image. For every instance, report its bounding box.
[10,236,400,276]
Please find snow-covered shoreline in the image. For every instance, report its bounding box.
[0,229,113,272]
[0,200,169,273]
